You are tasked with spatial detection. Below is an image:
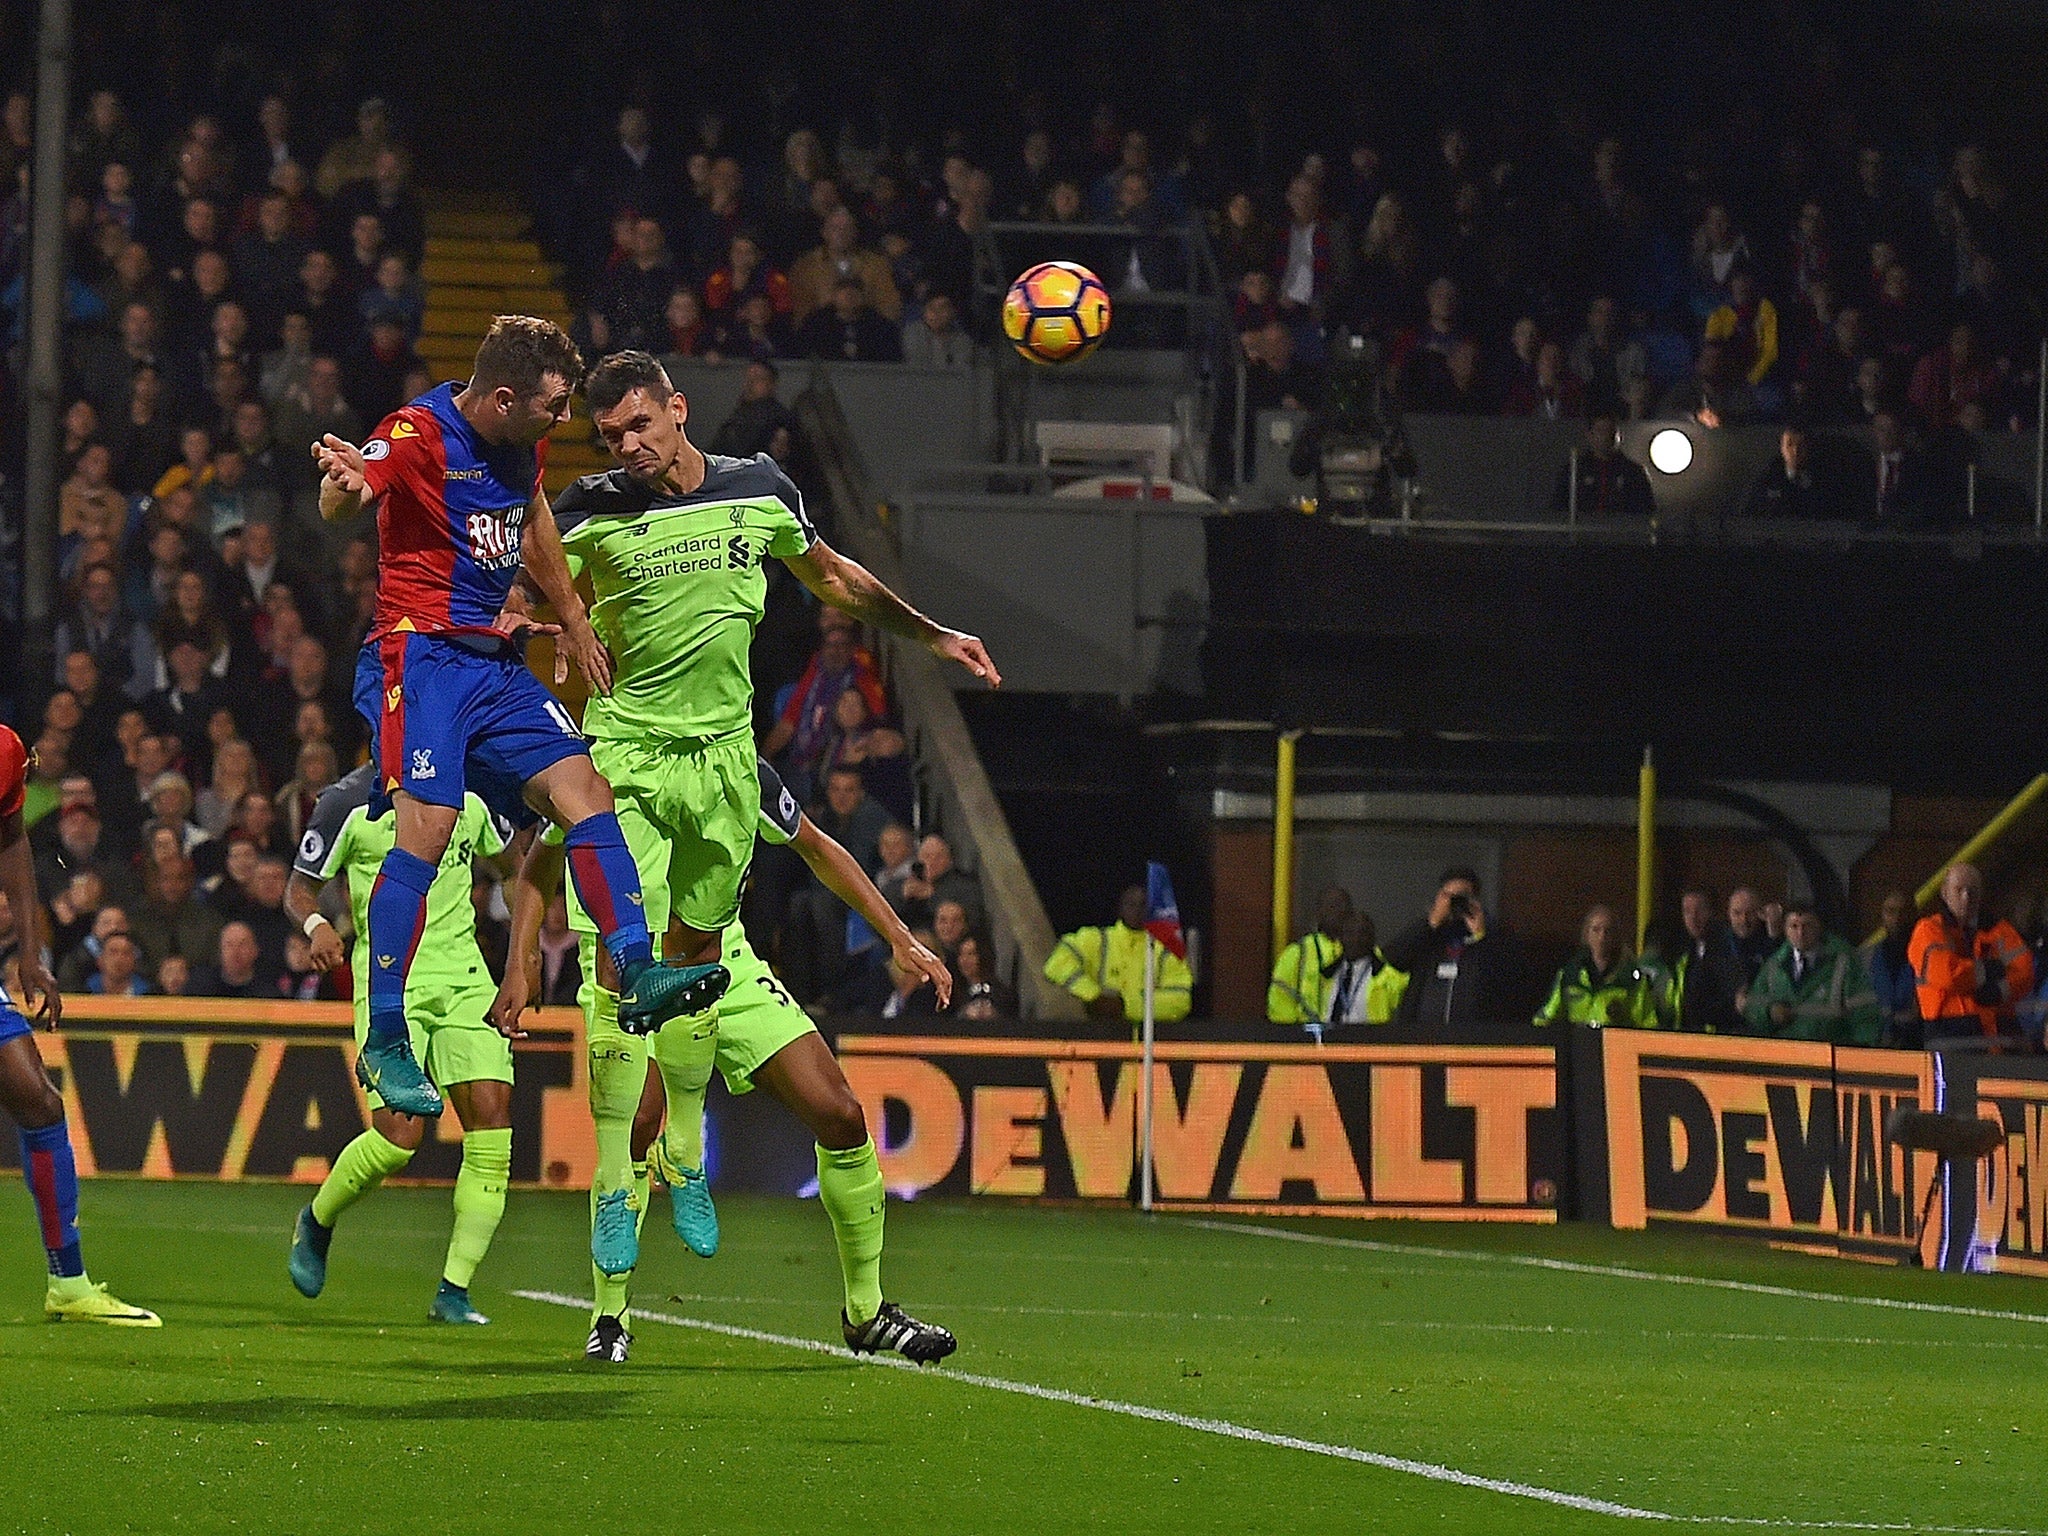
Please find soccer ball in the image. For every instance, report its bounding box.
[1002,262,1111,364]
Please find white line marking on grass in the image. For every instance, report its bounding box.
[509,1289,2045,1533]
[1179,1219,2048,1328]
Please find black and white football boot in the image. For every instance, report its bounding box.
[586,1314,633,1363]
[842,1301,957,1365]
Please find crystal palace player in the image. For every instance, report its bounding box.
[0,725,158,1325]
[313,316,726,1121]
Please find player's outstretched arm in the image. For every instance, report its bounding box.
[490,834,565,1039]
[793,812,952,1008]
[0,809,58,1026]
[784,539,1001,688]
[518,492,613,695]
[283,871,345,972]
[313,434,370,522]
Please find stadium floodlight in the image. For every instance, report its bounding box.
[1647,427,1694,475]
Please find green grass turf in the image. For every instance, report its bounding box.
[3,1183,2047,1535]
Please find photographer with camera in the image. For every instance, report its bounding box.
[1382,868,1529,1035]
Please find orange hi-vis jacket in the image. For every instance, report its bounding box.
[1906,910,2036,1037]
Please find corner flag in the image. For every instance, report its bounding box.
[1145,861,1186,959]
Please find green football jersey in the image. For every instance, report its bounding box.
[551,453,815,744]
[293,764,509,985]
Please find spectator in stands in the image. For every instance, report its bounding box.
[1383,868,1529,1033]
[192,920,280,999]
[587,217,674,354]
[1861,889,1922,1044]
[1908,323,2000,433]
[1044,883,1194,1028]
[155,955,191,996]
[894,833,981,933]
[55,563,147,694]
[1267,885,1352,1025]
[233,191,309,344]
[704,231,791,319]
[949,934,1015,1020]
[1503,340,1582,420]
[1241,321,1324,416]
[1403,336,1493,415]
[332,146,425,265]
[1533,904,1657,1028]
[1214,190,1279,285]
[1274,173,1349,326]
[273,356,362,502]
[315,98,392,200]
[296,249,354,357]
[902,293,972,368]
[1703,267,1780,403]
[145,638,225,770]
[795,275,902,362]
[661,287,708,356]
[1743,425,1842,519]
[346,315,423,422]
[193,739,258,839]
[144,772,209,860]
[765,610,887,801]
[87,925,150,997]
[818,687,911,823]
[1688,203,1752,319]
[1745,903,1884,1043]
[358,253,424,340]
[1553,412,1654,519]
[129,853,222,973]
[1908,863,2035,1044]
[1798,304,1871,424]
[1866,409,1935,524]
[710,289,793,363]
[276,739,339,847]
[709,361,797,459]
[259,311,314,406]
[790,207,902,326]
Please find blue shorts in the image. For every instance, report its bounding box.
[0,990,32,1047]
[355,633,587,813]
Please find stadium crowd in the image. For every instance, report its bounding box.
[1258,865,2048,1047]
[539,20,2045,462]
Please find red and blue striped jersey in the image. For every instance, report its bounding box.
[361,383,547,642]
[0,723,25,818]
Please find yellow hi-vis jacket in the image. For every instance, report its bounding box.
[1268,932,1343,1023]
[1044,922,1193,1025]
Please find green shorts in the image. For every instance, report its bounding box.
[579,927,815,1097]
[353,971,513,1112]
[576,730,758,937]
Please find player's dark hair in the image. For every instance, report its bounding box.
[583,350,674,415]
[472,314,584,399]
[1439,866,1482,896]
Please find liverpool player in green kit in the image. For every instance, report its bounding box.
[285,764,529,1323]
[495,349,994,1361]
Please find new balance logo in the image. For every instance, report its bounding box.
[411,749,436,780]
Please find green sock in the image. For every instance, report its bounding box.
[652,1009,719,1170]
[310,1128,413,1228]
[817,1139,886,1326]
[585,969,651,1323]
[443,1126,511,1289]
[591,1162,650,1322]
[585,980,648,1203]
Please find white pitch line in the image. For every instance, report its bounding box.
[509,1289,2045,1534]
[1178,1219,2048,1328]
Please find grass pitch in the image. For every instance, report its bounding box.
[2,1182,2046,1534]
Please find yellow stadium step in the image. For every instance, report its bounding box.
[420,255,564,288]
[425,236,547,264]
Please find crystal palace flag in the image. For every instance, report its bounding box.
[1145,861,1186,960]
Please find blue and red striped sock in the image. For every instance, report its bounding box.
[365,847,437,1045]
[19,1121,84,1278]
[563,812,654,980]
